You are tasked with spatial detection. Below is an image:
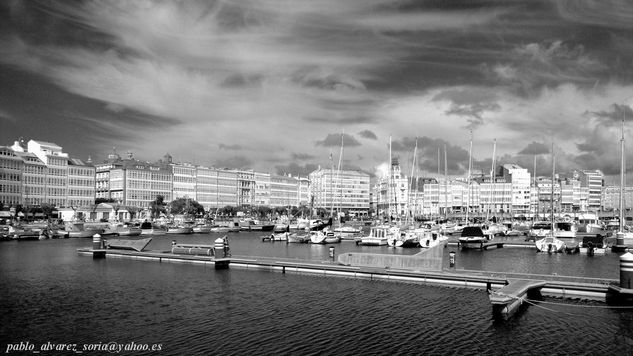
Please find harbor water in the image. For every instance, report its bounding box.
[1,232,633,355]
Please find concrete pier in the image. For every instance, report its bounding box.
[489,279,547,320]
[337,242,445,271]
[78,245,624,319]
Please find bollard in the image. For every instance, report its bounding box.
[616,232,625,247]
[449,251,456,268]
[92,234,102,250]
[620,251,633,289]
[214,237,225,258]
[329,246,335,261]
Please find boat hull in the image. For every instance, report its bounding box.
[166,227,193,234]
[458,238,485,249]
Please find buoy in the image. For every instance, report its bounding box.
[620,251,633,289]
[214,237,225,258]
[92,234,103,250]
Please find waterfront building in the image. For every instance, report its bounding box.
[0,146,24,207]
[236,170,255,206]
[374,158,408,218]
[67,158,96,208]
[602,185,633,212]
[254,172,271,206]
[2,139,94,210]
[297,176,310,207]
[309,168,370,216]
[579,170,604,211]
[27,140,69,207]
[476,176,512,216]
[172,160,196,201]
[420,178,439,216]
[217,169,238,207]
[195,166,219,210]
[96,150,173,209]
[501,164,531,214]
[270,174,298,208]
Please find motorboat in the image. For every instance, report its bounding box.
[554,221,577,239]
[528,221,552,240]
[239,219,275,231]
[65,222,102,238]
[309,230,328,244]
[387,229,419,248]
[418,230,448,248]
[359,225,399,246]
[287,233,310,243]
[576,213,602,233]
[263,232,289,242]
[139,221,166,236]
[535,235,566,253]
[103,223,142,237]
[192,224,213,233]
[166,226,194,234]
[458,226,488,250]
[579,235,608,256]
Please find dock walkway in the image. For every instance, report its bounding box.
[489,279,547,319]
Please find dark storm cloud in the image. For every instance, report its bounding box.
[518,142,550,155]
[214,155,253,170]
[291,153,316,160]
[315,133,360,147]
[1,0,633,177]
[391,136,471,175]
[588,103,633,123]
[275,163,320,177]
[358,130,377,140]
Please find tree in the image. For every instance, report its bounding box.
[169,197,204,216]
[254,206,272,218]
[95,198,116,204]
[41,203,55,220]
[150,195,167,220]
[218,205,236,216]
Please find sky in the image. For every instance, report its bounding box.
[1,0,633,183]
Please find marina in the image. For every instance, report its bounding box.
[75,230,633,321]
[2,230,633,354]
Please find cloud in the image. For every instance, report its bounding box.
[486,40,607,96]
[274,163,320,177]
[431,88,500,130]
[518,142,550,155]
[556,0,633,29]
[213,155,253,170]
[291,153,316,160]
[358,130,377,140]
[315,133,360,147]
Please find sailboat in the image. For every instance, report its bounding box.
[459,131,488,249]
[612,106,633,252]
[534,144,565,253]
[388,138,420,247]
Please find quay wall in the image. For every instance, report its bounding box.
[337,242,445,271]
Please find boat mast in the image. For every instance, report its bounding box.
[444,144,448,219]
[408,138,418,225]
[551,143,555,233]
[388,136,392,221]
[336,132,344,223]
[329,149,334,219]
[620,108,626,232]
[466,130,473,224]
[488,139,496,222]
